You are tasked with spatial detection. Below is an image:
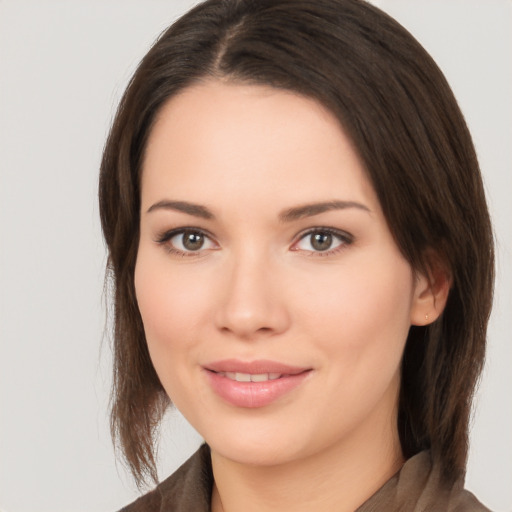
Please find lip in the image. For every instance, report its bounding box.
[205,359,309,375]
[203,359,312,408]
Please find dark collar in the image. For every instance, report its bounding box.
[121,445,490,511]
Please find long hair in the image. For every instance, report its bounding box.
[99,0,494,486]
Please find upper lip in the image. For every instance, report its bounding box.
[204,359,311,375]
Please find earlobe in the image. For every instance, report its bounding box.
[410,254,452,326]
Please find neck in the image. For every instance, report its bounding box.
[210,418,404,512]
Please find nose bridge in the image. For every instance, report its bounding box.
[215,243,289,338]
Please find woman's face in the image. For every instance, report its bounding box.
[135,81,429,467]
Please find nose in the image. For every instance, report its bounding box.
[214,249,291,340]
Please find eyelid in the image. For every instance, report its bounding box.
[154,225,353,256]
[154,226,219,255]
[154,226,214,243]
[290,227,354,254]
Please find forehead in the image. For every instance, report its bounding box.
[141,80,379,215]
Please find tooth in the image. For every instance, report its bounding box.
[251,373,269,382]
[222,372,283,382]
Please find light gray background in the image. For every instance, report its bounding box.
[0,1,510,511]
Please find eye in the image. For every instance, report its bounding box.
[156,228,217,255]
[292,228,352,254]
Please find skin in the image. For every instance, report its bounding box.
[135,81,449,512]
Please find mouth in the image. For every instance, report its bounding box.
[213,371,283,382]
[204,358,310,375]
[203,359,312,408]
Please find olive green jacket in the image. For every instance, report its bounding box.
[120,444,491,511]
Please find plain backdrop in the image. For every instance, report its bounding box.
[0,1,510,511]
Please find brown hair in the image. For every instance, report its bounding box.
[99,0,494,486]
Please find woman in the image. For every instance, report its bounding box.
[99,0,494,510]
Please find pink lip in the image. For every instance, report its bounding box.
[205,359,309,375]
[203,359,312,408]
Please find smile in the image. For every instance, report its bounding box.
[216,372,282,382]
[204,360,312,408]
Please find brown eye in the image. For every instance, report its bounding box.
[181,231,205,251]
[310,232,333,251]
[164,229,217,254]
[292,228,352,254]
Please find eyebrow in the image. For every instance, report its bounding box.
[278,200,370,222]
[146,199,370,221]
[146,200,214,219]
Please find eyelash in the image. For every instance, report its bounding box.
[292,227,354,256]
[154,227,354,257]
[155,227,217,257]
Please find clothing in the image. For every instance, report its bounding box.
[119,444,491,511]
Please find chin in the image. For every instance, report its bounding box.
[201,416,317,467]
[212,440,299,467]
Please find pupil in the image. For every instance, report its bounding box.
[183,231,204,251]
[311,232,332,251]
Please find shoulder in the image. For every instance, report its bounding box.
[118,444,213,512]
[447,489,492,512]
[357,451,492,512]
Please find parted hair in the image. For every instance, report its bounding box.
[99,0,494,486]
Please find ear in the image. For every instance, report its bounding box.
[410,250,452,326]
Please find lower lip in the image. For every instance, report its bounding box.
[205,370,311,408]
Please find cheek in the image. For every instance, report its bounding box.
[134,253,213,371]
[295,257,415,436]
[301,254,414,367]
[134,255,218,414]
